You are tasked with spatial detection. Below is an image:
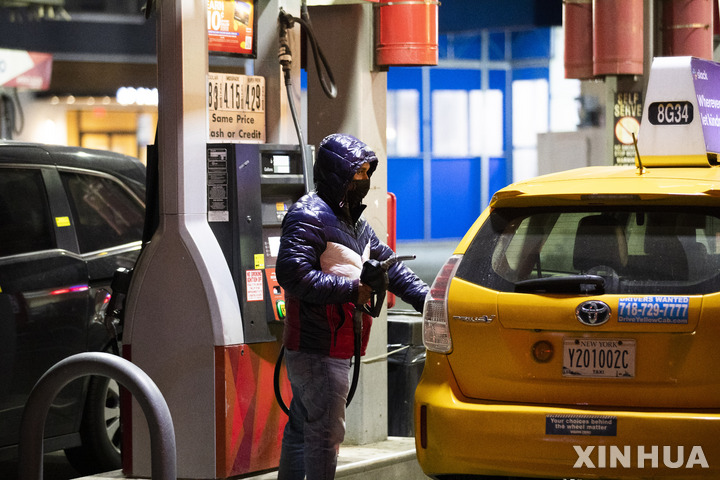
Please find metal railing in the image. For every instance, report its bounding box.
[19,352,176,480]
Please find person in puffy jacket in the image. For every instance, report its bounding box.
[276,133,428,480]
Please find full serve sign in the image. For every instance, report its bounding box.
[208,72,265,143]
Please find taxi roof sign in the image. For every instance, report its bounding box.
[638,56,720,167]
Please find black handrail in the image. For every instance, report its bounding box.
[19,352,176,480]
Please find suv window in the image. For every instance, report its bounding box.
[0,168,54,257]
[457,207,720,295]
[61,171,144,253]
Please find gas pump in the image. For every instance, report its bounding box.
[206,142,313,341]
[202,141,314,477]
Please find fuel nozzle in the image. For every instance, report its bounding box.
[278,8,295,80]
[99,267,133,356]
[359,254,416,317]
[381,254,417,269]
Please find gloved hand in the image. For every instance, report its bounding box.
[356,281,373,305]
[360,259,389,294]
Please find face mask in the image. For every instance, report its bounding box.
[346,179,370,205]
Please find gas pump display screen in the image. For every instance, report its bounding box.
[262,153,303,174]
[208,0,257,58]
[267,235,280,257]
[264,230,281,261]
[268,155,290,173]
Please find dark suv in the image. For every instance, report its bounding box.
[0,142,145,474]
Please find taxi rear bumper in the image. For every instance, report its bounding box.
[414,353,720,480]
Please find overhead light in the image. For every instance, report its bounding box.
[116,87,158,106]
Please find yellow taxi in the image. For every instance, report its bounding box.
[415,56,720,479]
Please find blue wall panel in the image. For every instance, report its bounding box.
[488,69,506,90]
[388,157,424,241]
[449,34,482,60]
[513,66,550,81]
[387,67,422,90]
[430,157,481,239]
[488,156,508,203]
[430,68,481,90]
[511,29,552,59]
[489,32,506,61]
[387,26,552,241]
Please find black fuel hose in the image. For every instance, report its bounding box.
[278,5,337,100]
[298,4,337,99]
[274,330,362,416]
[274,255,415,414]
[346,309,363,405]
[274,346,290,415]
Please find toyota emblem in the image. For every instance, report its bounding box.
[576,300,611,326]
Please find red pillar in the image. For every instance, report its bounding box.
[663,0,714,60]
[593,0,644,76]
[564,0,594,79]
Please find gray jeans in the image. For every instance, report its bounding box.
[277,349,352,480]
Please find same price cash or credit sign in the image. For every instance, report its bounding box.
[208,72,265,143]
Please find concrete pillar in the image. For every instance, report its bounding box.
[306,3,389,445]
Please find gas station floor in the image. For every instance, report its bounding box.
[76,436,429,480]
[243,436,428,480]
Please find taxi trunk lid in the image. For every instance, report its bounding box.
[445,279,720,409]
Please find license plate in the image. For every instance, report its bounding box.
[562,338,635,378]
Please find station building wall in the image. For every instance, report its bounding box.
[388,27,578,241]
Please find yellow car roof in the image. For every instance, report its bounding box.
[490,164,720,208]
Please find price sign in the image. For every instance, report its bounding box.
[648,101,693,125]
[208,72,265,143]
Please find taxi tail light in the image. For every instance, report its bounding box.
[422,255,462,354]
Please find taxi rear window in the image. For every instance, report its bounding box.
[457,207,720,295]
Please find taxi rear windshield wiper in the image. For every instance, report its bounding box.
[514,275,604,295]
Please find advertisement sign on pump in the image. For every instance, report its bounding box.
[208,0,256,57]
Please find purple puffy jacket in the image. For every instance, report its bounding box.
[276,134,428,359]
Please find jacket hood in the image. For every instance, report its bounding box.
[314,133,378,209]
